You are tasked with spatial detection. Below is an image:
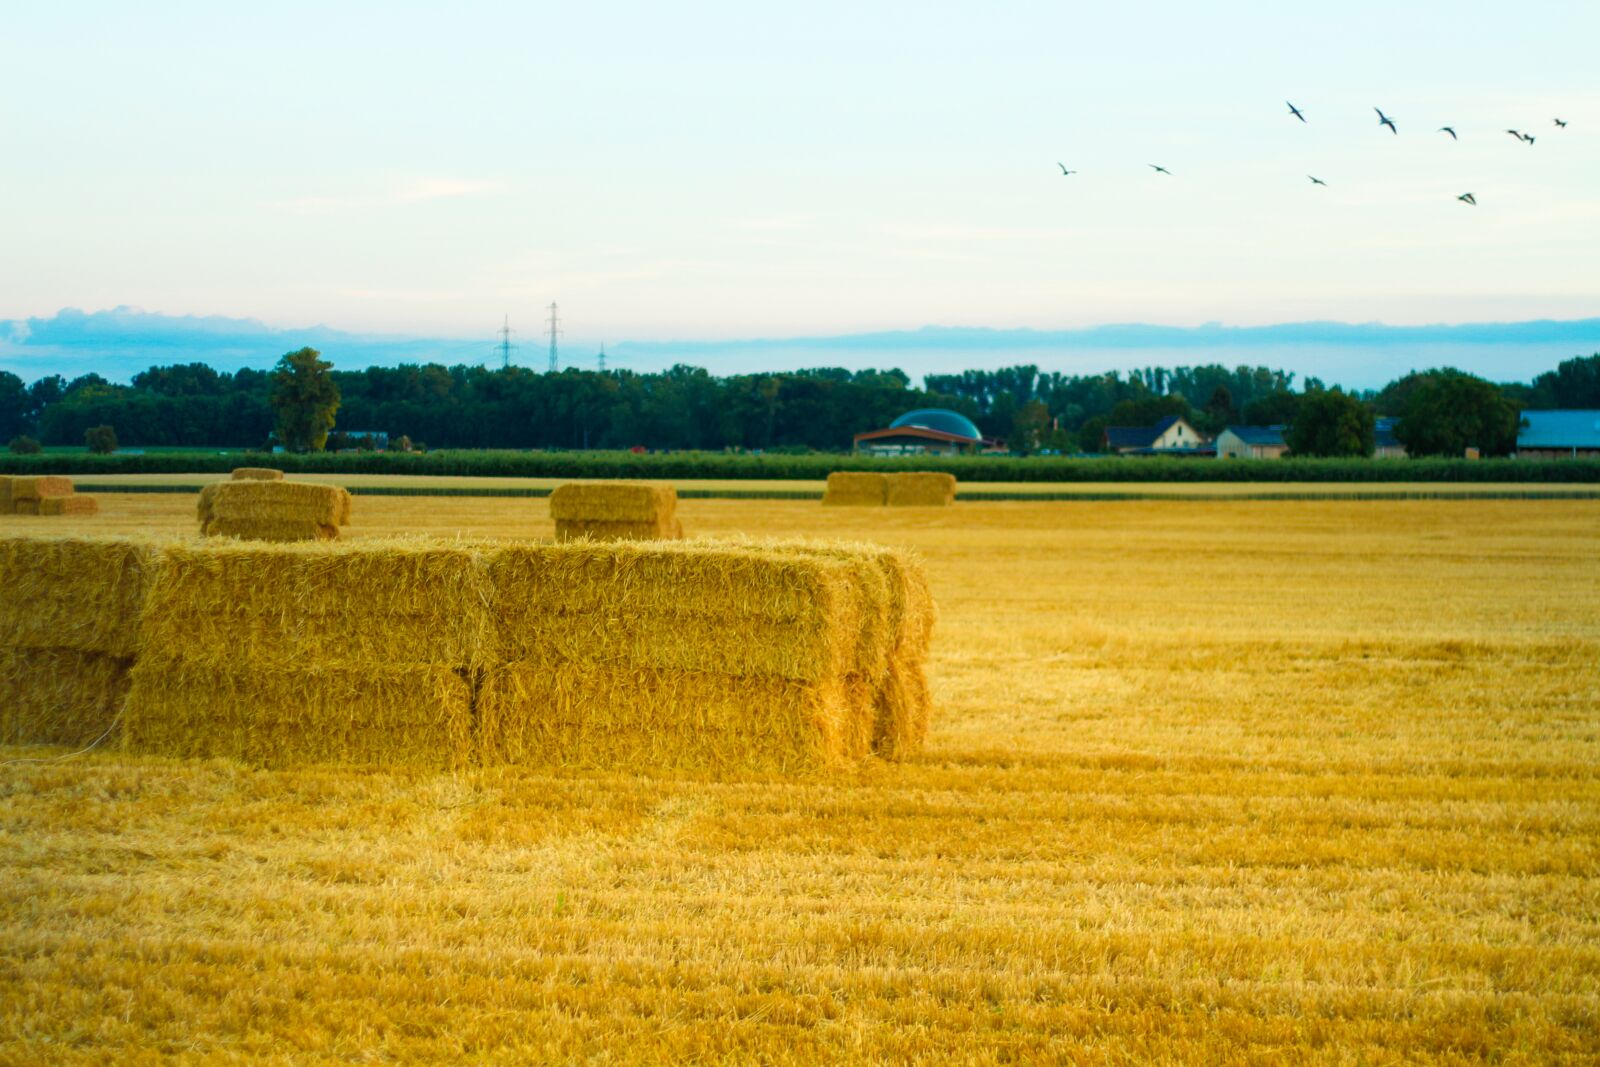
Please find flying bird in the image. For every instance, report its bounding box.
[1506,129,1522,140]
[1522,133,1536,145]
[1554,118,1568,128]
[1458,192,1477,205]
[1308,175,1327,186]
[1287,101,1306,122]
[1149,164,1173,175]
[1057,163,1077,175]
[1375,107,1397,134]
[1439,126,1457,140]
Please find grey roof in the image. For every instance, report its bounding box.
[1518,410,1600,449]
[1223,424,1285,446]
[1106,415,1183,450]
[888,408,982,442]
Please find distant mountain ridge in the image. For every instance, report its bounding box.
[2,305,1596,387]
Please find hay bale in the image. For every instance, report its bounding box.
[123,663,473,768]
[0,536,154,657]
[207,480,347,526]
[197,483,222,524]
[0,476,12,515]
[885,472,957,507]
[39,495,100,517]
[822,471,887,506]
[13,500,39,516]
[9,476,74,502]
[0,647,130,747]
[549,481,676,523]
[480,664,852,771]
[230,467,284,480]
[554,517,681,542]
[335,487,352,526]
[203,518,338,542]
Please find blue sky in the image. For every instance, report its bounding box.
[3,1,1597,380]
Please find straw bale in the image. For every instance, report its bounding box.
[137,538,490,671]
[39,495,100,517]
[479,663,853,771]
[9,476,74,502]
[486,540,864,680]
[0,536,155,656]
[123,661,474,769]
[886,471,957,507]
[204,518,338,542]
[207,480,346,526]
[335,487,353,526]
[13,500,39,516]
[0,647,130,747]
[822,471,887,506]
[554,516,681,542]
[197,483,222,524]
[230,467,284,480]
[549,481,676,523]
[0,476,12,514]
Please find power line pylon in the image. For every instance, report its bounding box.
[546,302,561,373]
[496,314,516,369]
[597,343,606,373]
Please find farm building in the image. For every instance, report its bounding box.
[1215,425,1287,460]
[853,408,999,455]
[1104,415,1212,456]
[1374,417,1407,459]
[1516,410,1600,459]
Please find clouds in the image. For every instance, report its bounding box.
[276,178,505,213]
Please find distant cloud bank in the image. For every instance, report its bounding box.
[1,306,1595,388]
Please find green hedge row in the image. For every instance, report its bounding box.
[6,449,1600,482]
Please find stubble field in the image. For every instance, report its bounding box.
[2,493,1598,1063]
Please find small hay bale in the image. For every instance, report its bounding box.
[479,663,853,771]
[12,500,39,516]
[203,518,338,542]
[0,536,156,657]
[822,471,887,506]
[549,481,677,523]
[207,480,347,526]
[230,467,284,480]
[0,647,131,747]
[39,495,100,517]
[9,476,74,502]
[885,471,957,507]
[123,662,474,769]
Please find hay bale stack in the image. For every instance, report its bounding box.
[886,471,957,507]
[39,496,100,517]
[549,481,681,541]
[230,467,284,480]
[201,480,348,541]
[5,475,101,518]
[0,536,155,746]
[822,471,888,506]
[123,539,487,768]
[0,476,11,514]
[12,501,39,516]
[480,539,877,771]
[8,476,75,504]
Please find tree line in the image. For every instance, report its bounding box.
[1,349,1596,457]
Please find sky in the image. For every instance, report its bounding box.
[3,1,1598,383]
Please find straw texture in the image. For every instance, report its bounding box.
[886,471,957,507]
[0,647,131,747]
[201,480,350,540]
[38,495,100,517]
[0,476,11,514]
[12,501,39,516]
[230,467,284,480]
[550,481,680,541]
[822,471,888,506]
[9,476,74,502]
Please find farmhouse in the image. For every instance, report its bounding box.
[1104,415,1212,456]
[1374,417,1407,459]
[1215,425,1286,460]
[1516,410,1600,459]
[854,408,998,455]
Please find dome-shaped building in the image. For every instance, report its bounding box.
[854,407,993,455]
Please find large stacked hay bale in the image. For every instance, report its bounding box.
[479,539,876,771]
[822,471,888,506]
[549,481,681,541]
[0,537,154,746]
[230,467,284,480]
[8,476,75,505]
[886,471,957,507]
[200,480,351,541]
[124,538,487,768]
[39,496,100,516]
[4,475,99,518]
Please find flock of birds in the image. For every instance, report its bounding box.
[1056,103,1573,207]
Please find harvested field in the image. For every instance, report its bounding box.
[2,493,1598,1062]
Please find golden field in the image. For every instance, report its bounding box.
[2,493,1598,1064]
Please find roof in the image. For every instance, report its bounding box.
[1105,415,1185,450]
[1518,410,1600,449]
[1374,416,1402,449]
[1222,424,1285,446]
[887,408,982,442]
[854,425,975,446]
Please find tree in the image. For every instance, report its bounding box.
[1395,371,1519,457]
[270,347,341,452]
[7,435,41,454]
[1197,384,1236,434]
[1009,400,1051,453]
[1241,390,1299,427]
[1528,353,1600,409]
[0,371,27,441]
[1285,389,1375,457]
[84,424,118,454]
